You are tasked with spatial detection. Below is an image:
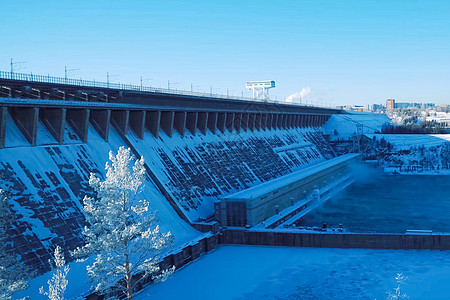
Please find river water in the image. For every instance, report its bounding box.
[300,173,450,233]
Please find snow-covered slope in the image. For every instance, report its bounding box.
[0,113,200,276]
[366,134,450,174]
[367,133,450,149]
[127,126,335,222]
[324,111,390,140]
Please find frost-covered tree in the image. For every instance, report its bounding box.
[386,273,408,300]
[39,246,70,300]
[0,189,28,299]
[73,147,174,300]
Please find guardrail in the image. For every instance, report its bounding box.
[0,70,334,108]
[0,70,269,103]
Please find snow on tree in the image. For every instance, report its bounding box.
[72,147,174,300]
[39,246,70,300]
[0,189,28,300]
[386,273,408,300]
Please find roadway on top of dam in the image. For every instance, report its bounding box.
[0,76,341,115]
[0,96,338,115]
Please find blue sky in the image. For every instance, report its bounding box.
[1,0,450,105]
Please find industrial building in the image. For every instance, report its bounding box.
[215,153,360,227]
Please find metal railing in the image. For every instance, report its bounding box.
[0,70,335,108]
[0,71,264,102]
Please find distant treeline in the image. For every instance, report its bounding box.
[382,122,446,134]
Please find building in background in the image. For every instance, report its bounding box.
[367,104,385,112]
[386,99,435,110]
[386,99,395,110]
[351,105,365,111]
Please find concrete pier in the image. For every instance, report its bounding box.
[241,113,249,131]
[234,113,242,132]
[10,107,39,146]
[197,112,208,135]
[217,113,226,133]
[40,108,66,144]
[67,108,90,143]
[111,110,129,135]
[160,111,174,137]
[0,107,7,148]
[91,109,111,141]
[174,111,186,136]
[276,114,283,129]
[225,113,234,133]
[207,112,217,134]
[129,110,146,139]
[147,111,161,138]
[186,112,197,135]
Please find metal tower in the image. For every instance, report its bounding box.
[246,80,275,101]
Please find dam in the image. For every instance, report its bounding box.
[1,71,432,299]
[0,71,341,276]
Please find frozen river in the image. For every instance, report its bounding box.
[135,245,450,299]
[301,173,450,233]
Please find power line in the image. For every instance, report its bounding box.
[140,76,152,89]
[64,66,80,80]
[107,72,120,88]
[10,58,26,75]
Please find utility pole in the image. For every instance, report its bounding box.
[168,80,179,91]
[210,86,219,96]
[64,66,79,80]
[10,58,26,77]
[140,77,152,90]
[107,72,119,88]
[190,83,200,93]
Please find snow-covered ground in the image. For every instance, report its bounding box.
[367,134,450,149]
[424,111,450,123]
[135,245,450,300]
[13,233,211,300]
[365,134,450,175]
[324,111,390,140]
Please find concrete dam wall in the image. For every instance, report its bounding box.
[0,102,336,276]
[0,116,200,275]
[128,126,335,222]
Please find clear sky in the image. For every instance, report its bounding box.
[1,0,450,106]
